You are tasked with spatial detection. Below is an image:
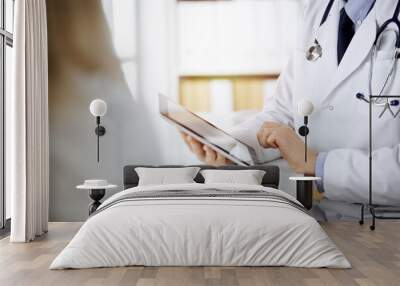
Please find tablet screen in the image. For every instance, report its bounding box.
[159,94,258,166]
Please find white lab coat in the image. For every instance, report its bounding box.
[235,0,400,206]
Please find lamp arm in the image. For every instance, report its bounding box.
[97,116,100,162]
[304,116,308,163]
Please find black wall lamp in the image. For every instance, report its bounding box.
[89,99,107,162]
[292,99,319,210]
[297,99,314,163]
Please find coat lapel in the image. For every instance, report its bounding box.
[322,5,378,103]
[315,1,339,67]
[308,1,340,105]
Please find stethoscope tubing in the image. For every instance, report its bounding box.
[307,0,400,118]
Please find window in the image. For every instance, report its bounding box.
[0,0,14,232]
[179,75,279,113]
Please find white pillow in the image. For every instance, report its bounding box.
[200,169,266,185]
[135,167,201,186]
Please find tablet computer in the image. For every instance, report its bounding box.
[159,94,258,166]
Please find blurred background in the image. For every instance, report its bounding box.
[47,0,300,221]
[98,0,299,157]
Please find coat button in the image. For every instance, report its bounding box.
[328,105,334,111]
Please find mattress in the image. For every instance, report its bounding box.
[50,183,350,269]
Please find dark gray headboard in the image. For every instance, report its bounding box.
[123,165,280,189]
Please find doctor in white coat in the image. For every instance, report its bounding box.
[182,0,400,207]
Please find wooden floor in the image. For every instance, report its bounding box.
[0,221,399,286]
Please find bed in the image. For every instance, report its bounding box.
[50,165,350,269]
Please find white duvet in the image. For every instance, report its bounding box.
[50,183,350,269]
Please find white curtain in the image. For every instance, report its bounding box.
[7,0,49,242]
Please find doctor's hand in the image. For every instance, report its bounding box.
[257,122,317,175]
[180,133,233,166]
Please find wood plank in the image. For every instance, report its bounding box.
[0,222,399,286]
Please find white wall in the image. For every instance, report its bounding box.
[48,0,196,222]
[135,0,196,164]
[103,0,196,165]
[177,0,299,76]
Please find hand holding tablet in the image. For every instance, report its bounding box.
[159,94,258,166]
[180,132,233,166]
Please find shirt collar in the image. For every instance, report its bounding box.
[341,0,375,25]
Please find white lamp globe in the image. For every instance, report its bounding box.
[297,99,314,116]
[90,99,107,117]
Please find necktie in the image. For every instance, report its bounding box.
[337,8,355,64]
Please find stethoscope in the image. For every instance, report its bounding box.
[306,0,400,118]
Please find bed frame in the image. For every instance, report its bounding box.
[123,165,280,189]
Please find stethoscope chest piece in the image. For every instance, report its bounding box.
[306,40,322,62]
